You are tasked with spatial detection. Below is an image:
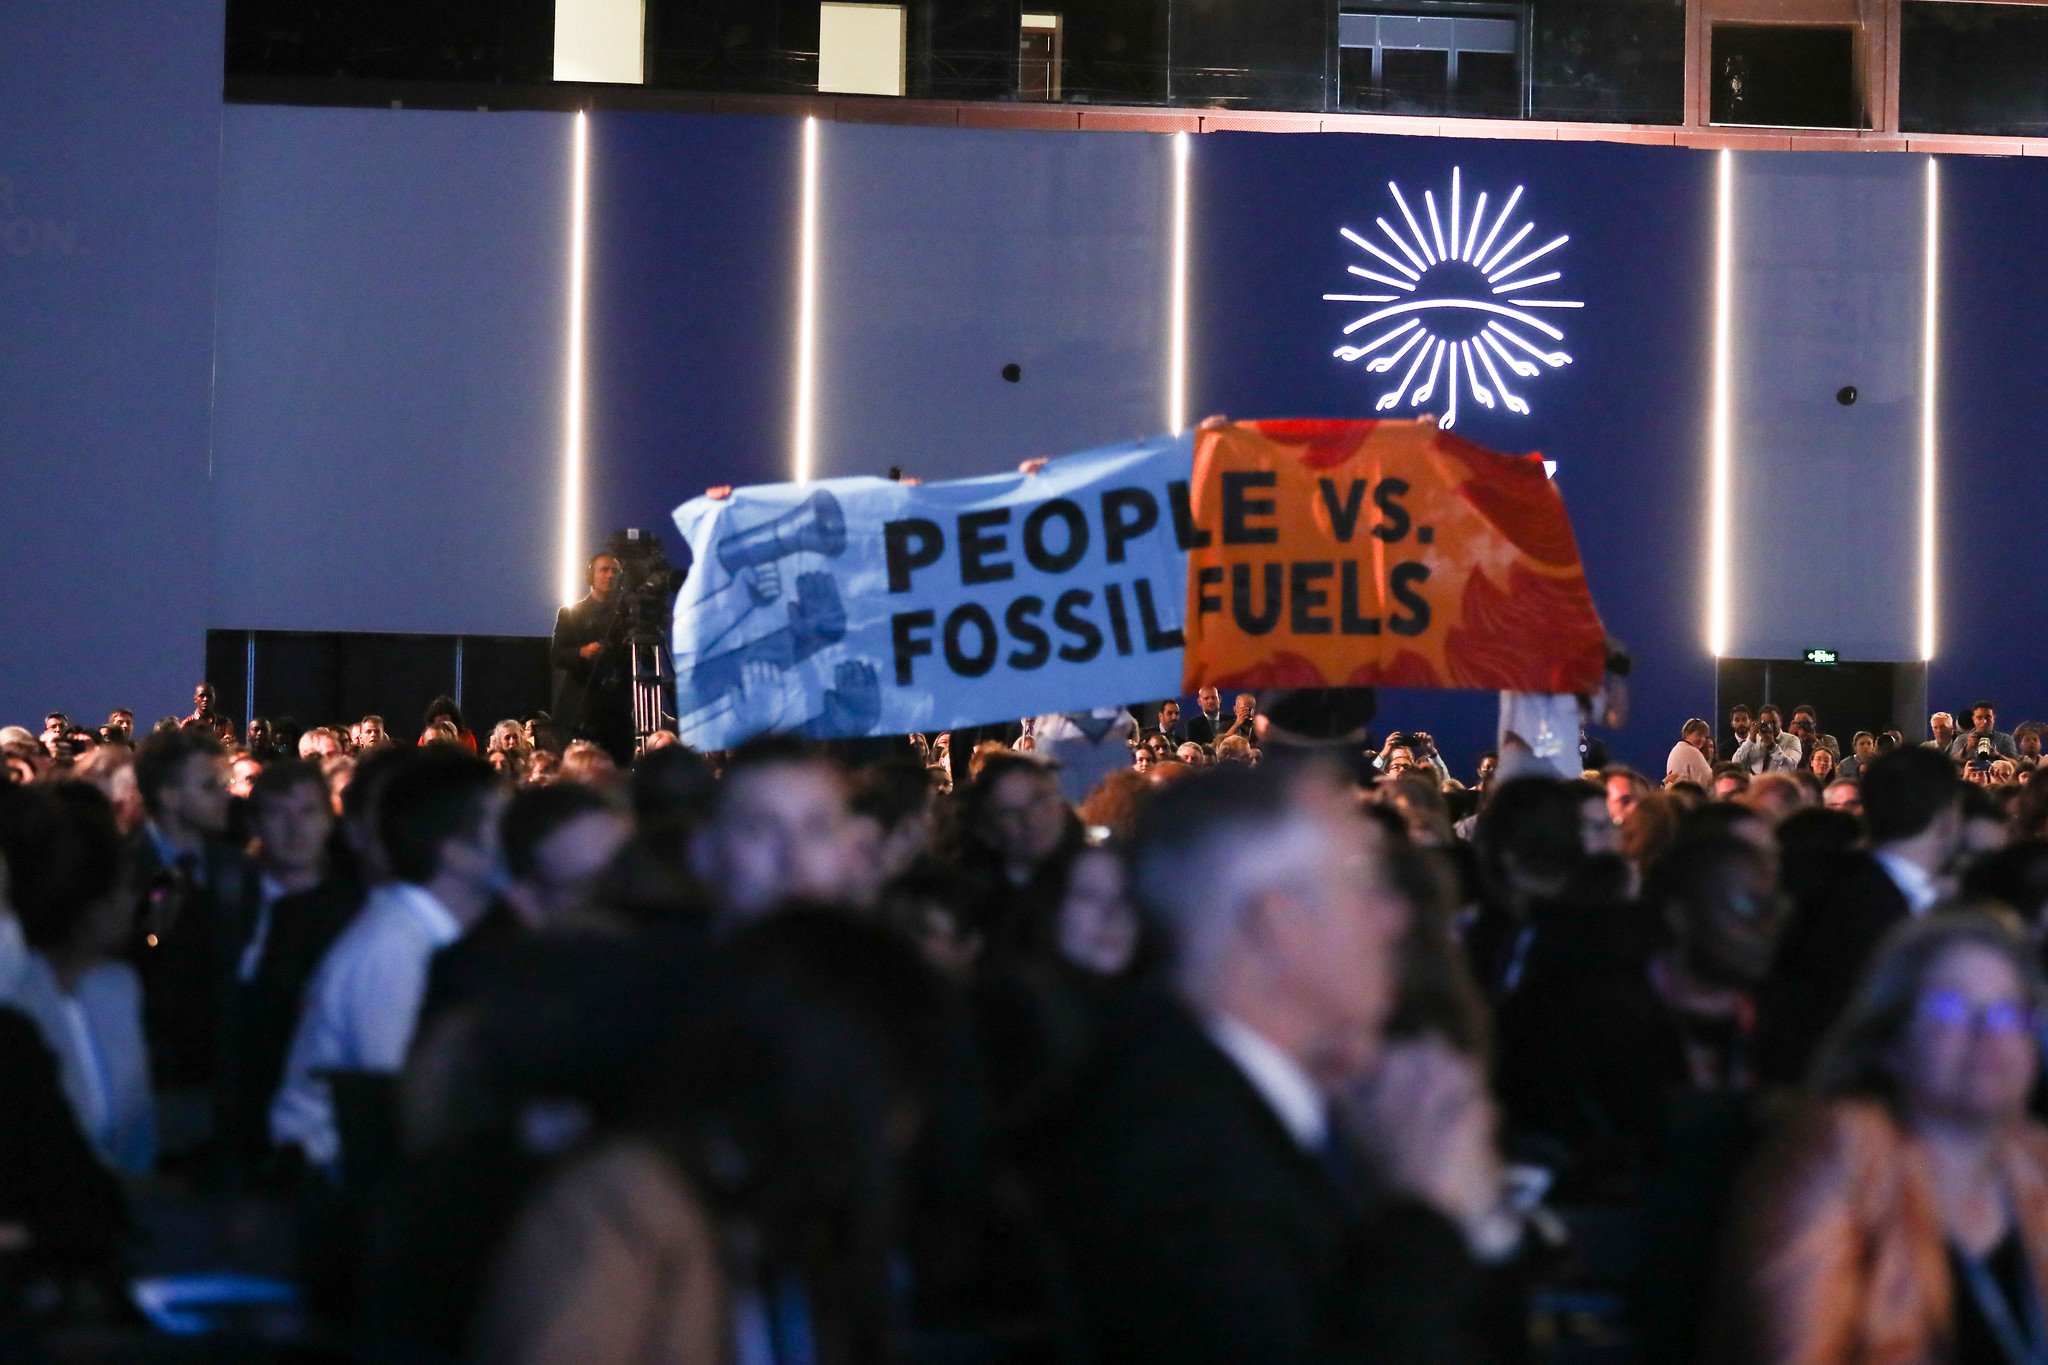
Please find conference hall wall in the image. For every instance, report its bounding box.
[0,0,220,726]
[203,107,2034,767]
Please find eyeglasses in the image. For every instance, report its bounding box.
[1916,989,2044,1037]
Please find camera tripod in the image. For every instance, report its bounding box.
[624,628,675,753]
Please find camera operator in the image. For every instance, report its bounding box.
[550,553,635,764]
[1731,704,1802,775]
[1944,700,2017,762]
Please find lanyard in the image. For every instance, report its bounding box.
[1956,1230,2048,1365]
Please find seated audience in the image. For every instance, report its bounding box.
[20,674,2048,1361]
[271,748,505,1169]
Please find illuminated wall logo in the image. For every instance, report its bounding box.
[1324,168,1581,427]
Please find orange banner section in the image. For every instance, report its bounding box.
[1179,419,1607,695]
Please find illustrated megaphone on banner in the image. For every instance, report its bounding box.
[715,489,848,574]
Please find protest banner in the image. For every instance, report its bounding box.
[668,434,1190,752]
[1179,419,1607,695]
[669,419,1607,749]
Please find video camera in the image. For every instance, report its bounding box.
[602,528,686,643]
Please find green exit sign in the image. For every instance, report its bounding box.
[1804,647,1840,666]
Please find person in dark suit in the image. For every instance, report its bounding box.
[228,744,414,1166]
[550,552,634,763]
[1049,766,1502,1363]
[417,781,630,1029]
[1755,745,1962,1086]
[128,726,255,1098]
[1155,699,1188,745]
[1183,685,1227,746]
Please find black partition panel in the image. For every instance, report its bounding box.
[206,630,551,735]
[204,632,250,731]
[461,635,557,732]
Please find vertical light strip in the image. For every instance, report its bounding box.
[1706,149,1735,657]
[558,111,591,608]
[793,116,821,483]
[1919,156,1940,661]
[1167,130,1191,437]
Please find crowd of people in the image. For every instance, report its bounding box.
[6,680,2048,1363]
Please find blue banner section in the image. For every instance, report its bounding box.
[670,434,1193,749]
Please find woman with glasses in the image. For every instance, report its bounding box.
[1709,910,2048,1364]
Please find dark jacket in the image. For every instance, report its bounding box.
[1489,895,1687,1184]
[0,1006,127,1271]
[226,875,369,1159]
[550,595,631,752]
[1051,990,1485,1363]
[128,829,254,1091]
[417,900,528,1030]
[1755,850,1911,1088]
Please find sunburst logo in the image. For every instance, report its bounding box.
[1324,168,1581,428]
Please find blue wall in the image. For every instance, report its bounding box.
[210,106,572,637]
[1724,153,1927,664]
[582,113,806,566]
[0,0,222,725]
[1186,133,1719,772]
[813,123,1173,484]
[1931,157,2048,733]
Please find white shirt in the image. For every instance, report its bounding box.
[2,928,155,1174]
[1206,1012,1327,1150]
[270,882,462,1168]
[49,962,155,1174]
[1665,739,1714,787]
[1874,848,1942,917]
[0,918,93,1141]
[1732,731,1803,774]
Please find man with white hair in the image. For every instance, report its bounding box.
[1052,763,1503,1361]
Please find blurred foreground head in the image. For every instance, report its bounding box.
[1131,762,1404,1087]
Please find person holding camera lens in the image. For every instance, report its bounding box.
[1946,701,2018,763]
[550,553,635,765]
[1732,705,1803,775]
